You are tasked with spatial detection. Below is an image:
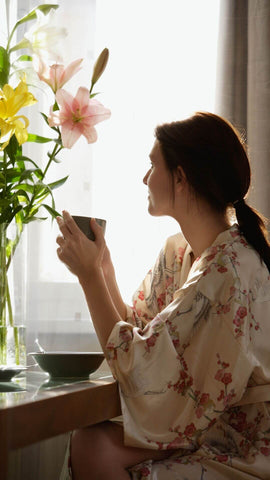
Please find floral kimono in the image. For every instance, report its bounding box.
[105,224,270,479]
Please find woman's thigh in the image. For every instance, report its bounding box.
[71,421,172,474]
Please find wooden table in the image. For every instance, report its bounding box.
[0,369,121,480]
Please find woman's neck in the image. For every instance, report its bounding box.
[177,208,231,259]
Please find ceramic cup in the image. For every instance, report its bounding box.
[72,216,106,241]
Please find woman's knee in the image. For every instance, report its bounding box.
[72,421,110,460]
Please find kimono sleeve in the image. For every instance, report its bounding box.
[105,268,255,451]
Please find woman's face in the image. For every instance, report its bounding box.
[143,140,174,217]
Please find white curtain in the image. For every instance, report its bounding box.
[215,0,270,221]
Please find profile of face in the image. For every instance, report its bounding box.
[143,140,174,217]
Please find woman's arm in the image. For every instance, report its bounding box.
[56,211,123,351]
[101,245,127,320]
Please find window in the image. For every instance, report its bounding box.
[16,0,220,350]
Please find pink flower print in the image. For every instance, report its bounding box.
[184,423,196,437]
[221,372,232,385]
[178,247,185,264]
[140,466,151,476]
[146,333,159,351]
[237,306,247,318]
[119,326,132,343]
[223,304,230,314]
[167,435,184,449]
[230,286,236,296]
[138,290,145,301]
[224,392,236,406]
[48,87,111,148]
[206,246,218,262]
[217,265,228,273]
[106,342,117,360]
[233,316,243,327]
[166,276,173,288]
[230,229,239,238]
[195,406,204,418]
[203,267,211,277]
[216,455,228,463]
[215,369,224,382]
[206,253,216,262]
[240,237,248,247]
[260,447,270,456]
[217,389,225,402]
[157,293,165,309]
[199,393,210,405]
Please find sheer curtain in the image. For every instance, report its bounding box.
[215,0,270,221]
[24,0,221,355]
[7,1,222,479]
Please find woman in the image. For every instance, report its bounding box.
[57,112,270,479]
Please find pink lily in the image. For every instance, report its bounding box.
[35,58,83,93]
[48,87,111,149]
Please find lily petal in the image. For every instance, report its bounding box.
[61,123,82,149]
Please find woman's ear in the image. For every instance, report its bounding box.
[174,166,187,190]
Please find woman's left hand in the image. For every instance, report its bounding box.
[56,211,106,281]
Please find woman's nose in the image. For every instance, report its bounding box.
[143,170,150,185]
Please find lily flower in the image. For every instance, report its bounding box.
[23,9,67,60]
[0,77,37,149]
[48,87,111,149]
[35,58,83,93]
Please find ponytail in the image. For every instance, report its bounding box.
[156,112,270,272]
[234,199,270,271]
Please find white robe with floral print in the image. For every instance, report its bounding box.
[106,224,270,479]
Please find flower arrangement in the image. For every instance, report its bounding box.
[0,3,110,364]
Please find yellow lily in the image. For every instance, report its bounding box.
[0,77,37,149]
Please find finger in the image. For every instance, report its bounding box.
[62,210,82,235]
[56,234,65,247]
[90,218,104,245]
[56,216,70,236]
[56,215,75,239]
[56,246,63,259]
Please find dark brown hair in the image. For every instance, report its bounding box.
[155,112,270,271]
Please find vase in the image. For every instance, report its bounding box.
[0,222,27,367]
[0,325,26,365]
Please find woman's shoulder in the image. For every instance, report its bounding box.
[194,224,270,302]
[164,231,189,252]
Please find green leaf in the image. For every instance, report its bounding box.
[5,135,21,163]
[15,4,59,28]
[20,169,42,182]
[15,155,40,170]
[14,189,30,203]
[24,216,47,223]
[16,55,33,62]
[5,168,21,183]
[42,204,61,218]
[48,176,68,190]
[40,112,49,125]
[90,92,100,98]
[12,184,35,195]
[27,133,57,144]
[0,47,10,88]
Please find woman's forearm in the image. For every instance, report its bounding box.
[103,268,127,320]
[79,268,123,351]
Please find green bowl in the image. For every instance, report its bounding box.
[29,352,105,379]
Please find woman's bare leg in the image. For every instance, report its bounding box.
[71,421,172,480]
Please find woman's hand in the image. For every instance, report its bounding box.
[56,211,106,282]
